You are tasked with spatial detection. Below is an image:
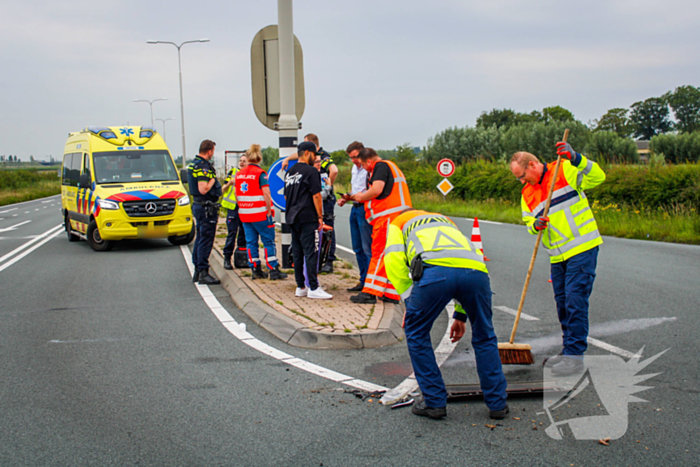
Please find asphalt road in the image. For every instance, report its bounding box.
[0,195,697,466]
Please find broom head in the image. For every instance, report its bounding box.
[498,342,535,365]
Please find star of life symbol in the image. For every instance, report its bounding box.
[241,182,249,193]
[543,348,668,440]
[119,128,134,136]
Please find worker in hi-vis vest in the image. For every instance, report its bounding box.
[509,141,606,376]
[384,209,508,420]
[344,147,411,305]
[220,154,248,270]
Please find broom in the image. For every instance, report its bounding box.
[498,129,570,365]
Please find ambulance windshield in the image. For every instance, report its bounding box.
[93,150,179,184]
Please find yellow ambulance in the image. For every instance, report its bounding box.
[61,126,194,251]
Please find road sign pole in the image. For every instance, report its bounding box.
[277,0,297,269]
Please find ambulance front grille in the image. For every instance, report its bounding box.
[122,199,176,217]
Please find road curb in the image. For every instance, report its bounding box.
[208,247,405,350]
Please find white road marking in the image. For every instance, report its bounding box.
[336,244,354,254]
[34,208,39,211]
[463,217,502,225]
[12,214,18,217]
[0,220,31,233]
[41,200,53,204]
[0,208,17,214]
[24,211,29,214]
[1,194,60,208]
[493,305,540,321]
[179,245,388,393]
[587,337,635,359]
[0,225,63,273]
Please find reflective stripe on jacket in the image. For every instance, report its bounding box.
[521,155,605,263]
[236,164,268,222]
[221,168,238,210]
[365,160,412,225]
[384,210,488,300]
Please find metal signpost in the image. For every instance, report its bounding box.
[250,0,305,268]
[436,158,456,200]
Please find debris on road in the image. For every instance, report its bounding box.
[344,389,386,401]
[599,437,611,446]
[390,399,415,410]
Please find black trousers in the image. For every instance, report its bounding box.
[290,221,319,290]
[223,206,247,258]
[323,197,336,261]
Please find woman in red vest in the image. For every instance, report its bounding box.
[235,144,287,280]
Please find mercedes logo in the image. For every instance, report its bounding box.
[145,202,158,214]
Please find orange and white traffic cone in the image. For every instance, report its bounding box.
[471,217,490,261]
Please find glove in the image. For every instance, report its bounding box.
[555,142,581,166]
[534,216,549,231]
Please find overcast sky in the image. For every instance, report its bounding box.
[1,0,699,162]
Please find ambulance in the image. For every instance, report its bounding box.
[60,126,194,251]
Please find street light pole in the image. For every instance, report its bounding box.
[133,98,167,127]
[147,38,210,168]
[155,117,176,143]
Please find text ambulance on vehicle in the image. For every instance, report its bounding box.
[61,126,194,251]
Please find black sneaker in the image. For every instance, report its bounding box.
[320,261,333,274]
[411,399,446,419]
[198,269,221,285]
[269,266,288,280]
[346,283,363,292]
[192,269,200,283]
[489,404,510,420]
[380,296,399,304]
[551,357,585,376]
[350,292,377,304]
[223,257,233,270]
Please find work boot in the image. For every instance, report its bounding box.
[411,398,446,420]
[251,264,268,280]
[551,356,585,376]
[223,256,233,270]
[198,268,221,285]
[320,260,333,274]
[346,282,363,292]
[192,269,200,283]
[380,296,399,304]
[269,266,288,280]
[350,292,377,304]
[489,404,510,420]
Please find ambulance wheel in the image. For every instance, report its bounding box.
[87,220,114,252]
[65,215,80,242]
[168,223,196,246]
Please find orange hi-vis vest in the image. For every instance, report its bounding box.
[235,164,268,223]
[365,160,412,225]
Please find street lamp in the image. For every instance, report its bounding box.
[155,117,176,143]
[133,98,167,127]
[147,38,210,168]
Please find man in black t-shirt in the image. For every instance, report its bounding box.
[284,141,333,300]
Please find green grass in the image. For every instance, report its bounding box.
[0,169,61,206]
[412,192,700,244]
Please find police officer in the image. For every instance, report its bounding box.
[187,139,222,285]
[220,154,248,270]
[384,209,508,420]
[510,142,606,376]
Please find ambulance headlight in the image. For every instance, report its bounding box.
[98,199,120,210]
[178,195,190,206]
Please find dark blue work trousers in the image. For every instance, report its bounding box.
[404,266,507,411]
[191,203,218,271]
[550,246,599,356]
[349,204,372,283]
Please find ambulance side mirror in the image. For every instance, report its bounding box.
[180,169,188,183]
[79,173,91,189]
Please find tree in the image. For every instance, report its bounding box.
[629,97,673,140]
[593,108,633,138]
[476,108,541,129]
[665,85,700,134]
[542,106,575,123]
[261,146,278,167]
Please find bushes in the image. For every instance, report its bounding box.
[585,131,639,164]
[0,169,58,190]
[500,121,591,163]
[650,132,700,163]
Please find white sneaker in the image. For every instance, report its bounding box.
[295,287,308,297]
[308,287,333,300]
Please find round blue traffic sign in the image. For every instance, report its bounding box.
[267,158,297,211]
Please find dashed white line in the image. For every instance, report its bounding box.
[0,208,17,214]
[0,225,63,273]
[179,245,387,393]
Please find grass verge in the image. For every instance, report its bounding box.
[0,180,61,206]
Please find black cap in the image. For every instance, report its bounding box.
[297,141,317,155]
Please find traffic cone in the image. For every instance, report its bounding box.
[471,217,490,261]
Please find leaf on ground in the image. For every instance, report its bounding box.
[485,424,496,429]
[599,437,611,446]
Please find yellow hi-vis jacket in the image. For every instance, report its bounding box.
[221,168,238,210]
[383,210,488,302]
[520,155,605,263]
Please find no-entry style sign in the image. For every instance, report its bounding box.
[437,159,455,178]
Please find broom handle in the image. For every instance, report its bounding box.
[509,129,570,344]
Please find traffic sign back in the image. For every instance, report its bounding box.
[267,158,297,211]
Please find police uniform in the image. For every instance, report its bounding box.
[187,155,222,282]
[520,153,605,358]
[221,167,247,268]
[318,148,336,270]
[384,210,507,415]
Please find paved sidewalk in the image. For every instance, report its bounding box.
[208,223,405,350]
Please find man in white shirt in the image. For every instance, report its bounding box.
[337,141,373,292]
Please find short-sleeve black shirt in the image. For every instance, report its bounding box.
[368,161,394,200]
[284,161,322,224]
